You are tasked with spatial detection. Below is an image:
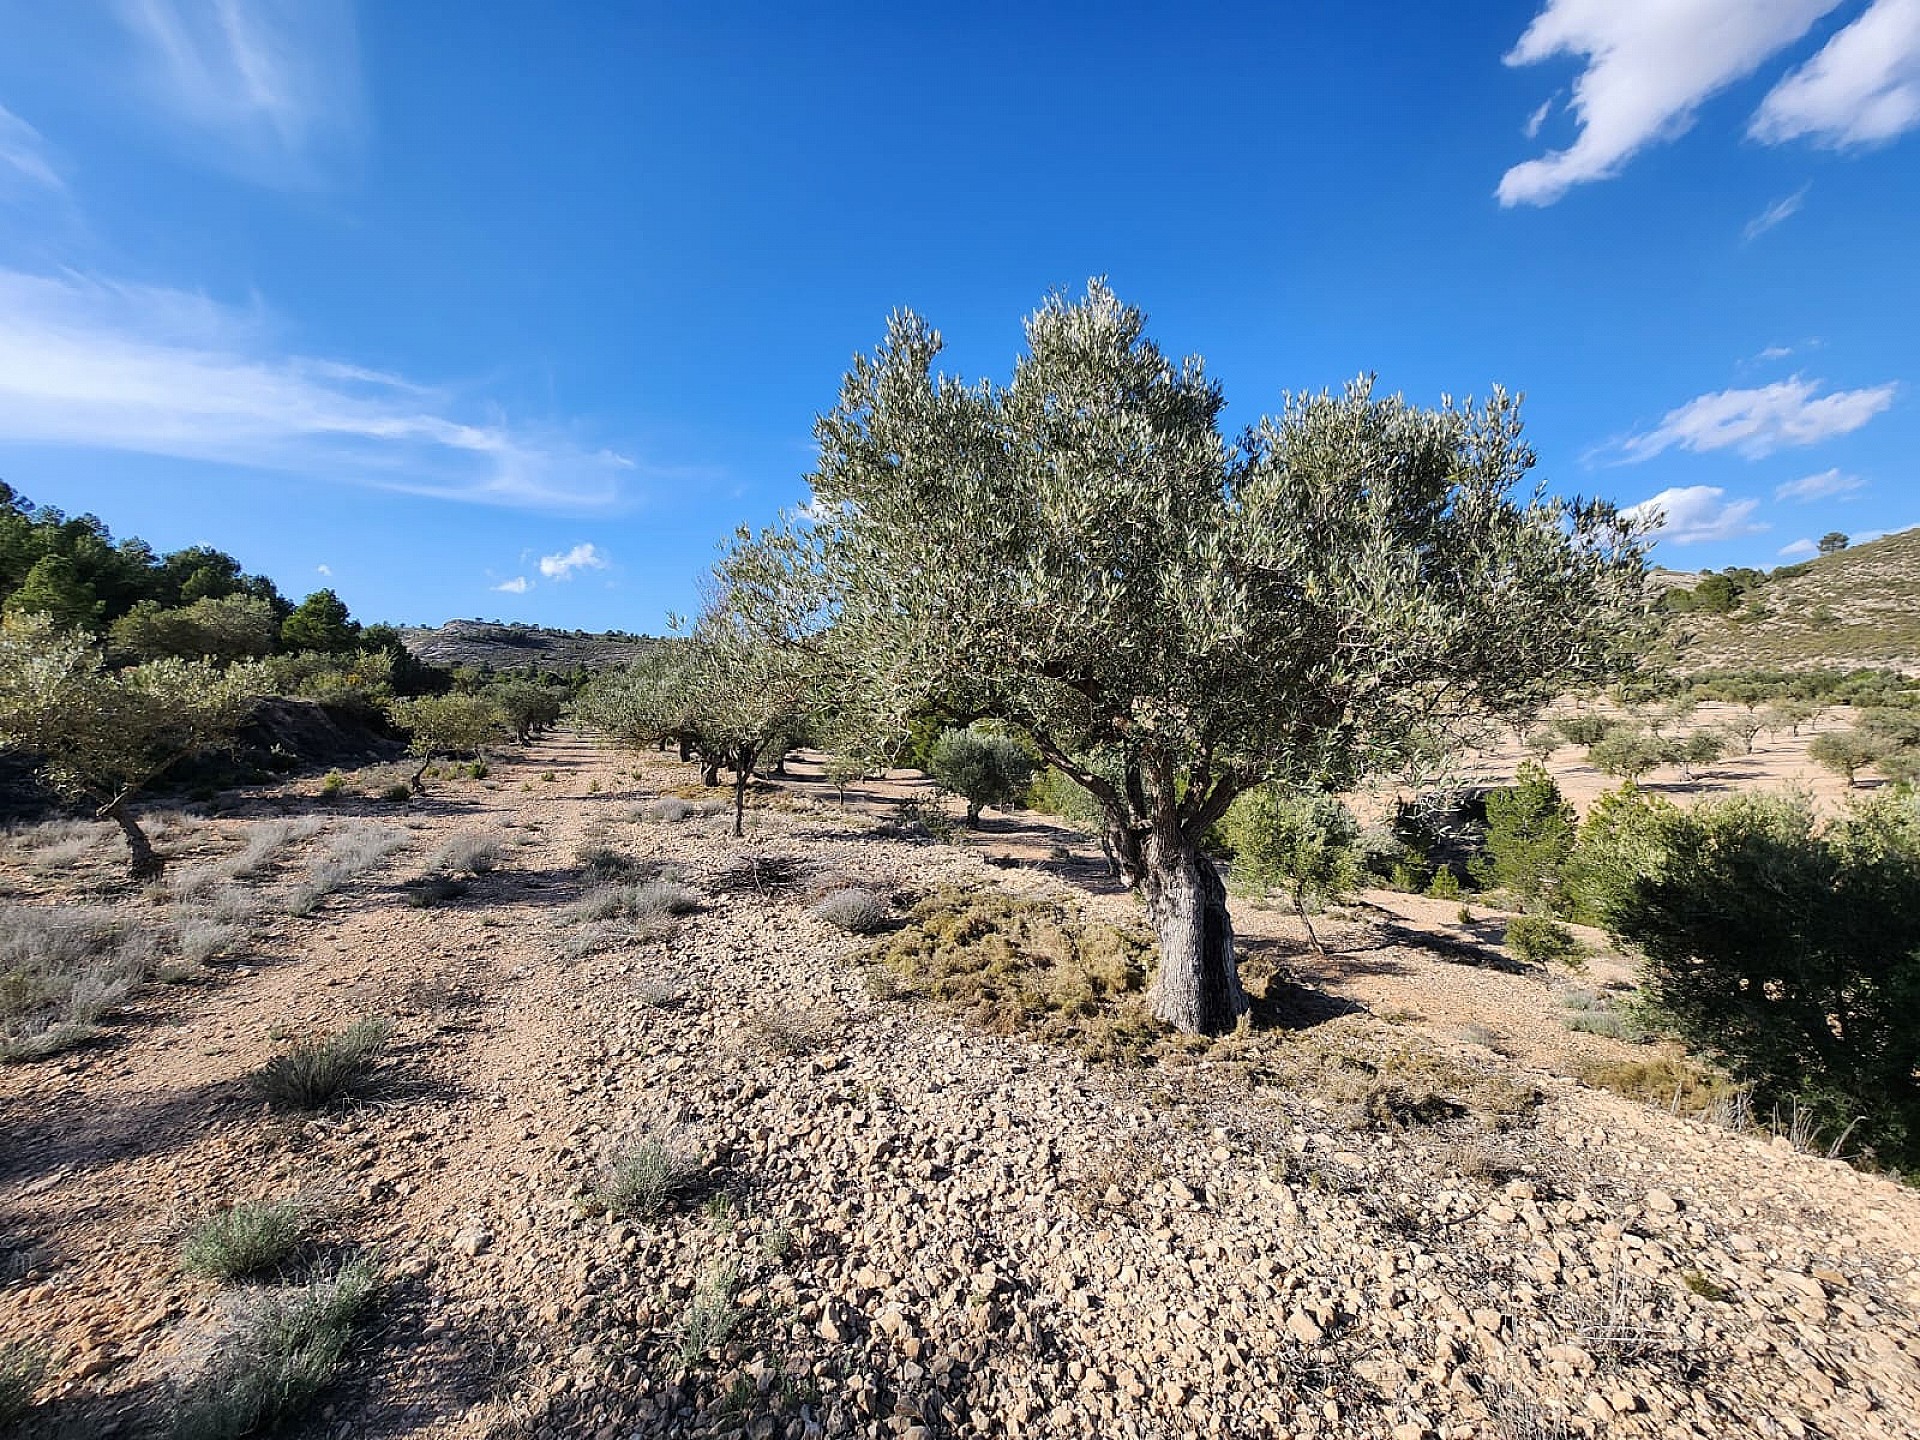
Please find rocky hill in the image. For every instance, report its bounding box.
[1669,526,1920,674]
[398,618,656,673]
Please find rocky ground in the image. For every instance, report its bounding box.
[5,733,1920,1440]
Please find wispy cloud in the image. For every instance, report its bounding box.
[0,103,63,193]
[114,0,364,183]
[494,576,531,594]
[0,266,635,511]
[1743,184,1809,240]
[1497,0,1838,206]
[1753,0,1920,147]
[1778,537,1819,557]
[1756,344,1795,361]
[1775,467,1865,501]
[1523,97,1556,139]
[1621,485,1768,544]
[1614,375,1897,461]
[538,543,609,580]
[315,562,331,575]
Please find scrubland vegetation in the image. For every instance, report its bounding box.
[4,287,1920,1436]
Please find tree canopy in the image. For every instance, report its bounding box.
[793,283,1647,1032]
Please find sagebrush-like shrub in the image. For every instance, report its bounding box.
[812,887,891,934]
[182,1200,306,1280]
[592,1137,699,1220]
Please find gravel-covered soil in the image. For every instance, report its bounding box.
[5,733,1920,1440]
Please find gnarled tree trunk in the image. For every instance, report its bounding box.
[1141,829,1246,1035]
[100,795,163,881]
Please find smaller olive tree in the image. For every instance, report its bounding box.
[928,726,1035,826]
[1587,728,1673,784]
[1223,786,1362,954]
[1809,728,1893,788]
[0,613,259,876]
[390,693,510,789]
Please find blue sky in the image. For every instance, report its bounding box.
[0,1,1914,629]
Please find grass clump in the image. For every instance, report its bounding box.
[172,1255,380,1440]
[868,887,1159,1060]
[251,1019,392,1110]
[401,873,469,908]
[175,914,243,966]
[564,879,701,925]
[811,887,890,935]
[674,1260,741,1369]
[640,797,695,823]
[182,1200,307,1281]
[0,1342,46,1426]
[429,831,502,875]
[1578,1051,1729,1115]
[286,825,409,917]
[1,904,157,1062]
[589,1136,700,1220]
[318,771,348,799]
[575,843,638,879]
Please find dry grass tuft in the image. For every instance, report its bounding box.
[563,878,700,926]
[811,887,891,935]
[589,1135,701,1220]
[429,831,504,876]
[182,1199,308,1280]
[0,1341,46,1426]
[251,1018,392,1109]
[0,904,158,1061]
[1578,1050,1729,1115]
[867,886,1161,1062]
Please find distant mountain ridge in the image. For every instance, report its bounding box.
[399,619,656,673]
[1669,527,1920,675]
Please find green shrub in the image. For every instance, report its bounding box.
[251,1019,391,1110]
[1472,761,1574,910]
[928,726,1034,825]
[1425,867,1462,900]
[1504,914,1583,968]
[318,771,347,800]
[1597,791,1920,1169]
[0,1342,46,1427]
[182,1200,306,1280]
[1554,714,1615,748]
[1223,786,1361,952]
[378,783,412,805]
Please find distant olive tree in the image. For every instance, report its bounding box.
[0,613,258,876]
[1586,728,1672,785]
[391,694,510,789]
[1223,786,1362,954]
[1809,728,1894,788]
[1818,532,1849,555]
[791,283,1645,1033]
[929,726,1035,826]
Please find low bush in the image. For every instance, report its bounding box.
[1504,914,1584,968]
[182,1200,307,1281]
[429,832,502,875]
[675,1260,742,1369]
[564,879,701,925]
[401,873,469,908]
[811,887,891,934]
[173,1256,380,1440]
[0,1342,46,1426]
[0,905,157,1062]
[641,797,695,823]
[251,1019,391,1110]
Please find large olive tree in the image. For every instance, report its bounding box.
[804,284,1645,1034]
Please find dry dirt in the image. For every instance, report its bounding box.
[5,734,1920,1440]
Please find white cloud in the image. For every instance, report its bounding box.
[0,266,634,510]
[1616,376,1897,461]
[1621,485,1769,544]
[1778,537,1820,557]
[114,0,364,183]
[0,103,62,192]
[1854,524,1919,543]
[494,576,530,594]
[1753,0,1920,146]
[1775,467,1865,500]
[538,543,609,580]
[1743,184,1809,240]
[1756,344,1795,361]
[1498,0,1839,206]
[315,562,331,575]
[1524,97,1556,139]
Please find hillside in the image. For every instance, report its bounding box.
[1670,526,1920,674]
[399,618,656,673]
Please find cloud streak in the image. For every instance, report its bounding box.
[0,267,635,511]
[1621,485,1768,544]
[0,103,63,192]
[114,0,364,183]
[1615,376,1897,461]
[1753,0,1920,146]
[1498,0,1838,206]
[1775,467,1865,501]
[1743,184,1809,240]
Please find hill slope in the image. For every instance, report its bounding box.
[398,618,655,673]
[1671,526,1920,673]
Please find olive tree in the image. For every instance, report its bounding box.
[390,693,510,788]
[0,612,258,876]
[802,284,1645,1034]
